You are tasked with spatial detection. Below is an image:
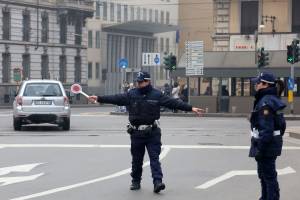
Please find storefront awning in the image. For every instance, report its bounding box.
[175,50,300,77]
[102,20,179,34]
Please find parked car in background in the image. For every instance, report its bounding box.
[13,80,71,131]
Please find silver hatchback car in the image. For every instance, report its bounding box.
[13,80,71,131]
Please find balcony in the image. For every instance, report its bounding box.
[56,0,93,12]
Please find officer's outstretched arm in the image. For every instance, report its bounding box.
[160,94,204,115]
[89,93,130,106]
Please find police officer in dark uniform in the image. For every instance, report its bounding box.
[89,71,204,193]
[249,71,286,200]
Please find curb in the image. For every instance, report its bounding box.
[289,132,300,140]
[110,112,300,120]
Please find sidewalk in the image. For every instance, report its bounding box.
[110,111,300,120]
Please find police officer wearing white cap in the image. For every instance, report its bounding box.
[249,71,286,200]
[89,71,204,193]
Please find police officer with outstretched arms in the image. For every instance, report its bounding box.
[249,71,286,200]
[88,71,204,193]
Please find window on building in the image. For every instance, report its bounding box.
[2,52,11,83]
[160,38,164,52]
[143,8,147,21]
[41,54,49,79]
[292,0,300,32]
[117,4,121,22]
[160,11,165,24]
[95,2,100,18]
[75,16,82,45]
[103,2,107,20]
[88,30,93,48]
[166,11,170,24]
[240,1,258,34]
[23,9,30,42]
[137,7,141,20]
[41,11,49,43]
[75,56,81,83]
[88,62,93,79]
[2,7,11,40]
[155,10,158,23]
[166,38,170,53]
[149,9,153,22]
[124,5,128,22]
[102,69,107,82]
[130,6,134,21]
[60,14,67,44]
[22,54,30,80]
[59,55,67,83]
[110,3,115,21]
[96,31,100,48]
[96,63,100,79]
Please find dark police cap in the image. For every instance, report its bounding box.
[251,71,276,84]
[136,71,151,82]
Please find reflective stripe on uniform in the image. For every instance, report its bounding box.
[250,128,281,139]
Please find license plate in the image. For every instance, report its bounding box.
[34,100,52,105]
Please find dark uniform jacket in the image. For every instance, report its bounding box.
[97,85,192,126]
[249,87,286,158]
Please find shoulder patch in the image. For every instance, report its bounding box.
[263,109,269,116]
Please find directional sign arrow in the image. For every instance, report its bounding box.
[0,163,44,186]
[195,166,296,189]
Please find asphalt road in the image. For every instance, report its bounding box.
[0,107,300,200]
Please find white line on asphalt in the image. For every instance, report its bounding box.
[195,167,296,189]
[0,163,44,176]
[10,147,171,200]
[0,144,300,150]
[0,173,44,186]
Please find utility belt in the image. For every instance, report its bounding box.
[250,128,281,139]
[127,120,160,135]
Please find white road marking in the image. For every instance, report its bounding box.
[0,173,44,186]
[0,163,44,176]
[10,147,171,200]
[195,167,296,189]
[0,144,300,150]
[0,163,44,186]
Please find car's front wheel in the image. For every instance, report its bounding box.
[62,117,70,131]
[13,117,22,131]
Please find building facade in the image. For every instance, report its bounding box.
[0,0,93,104]
[176,0,300,113]
[87,0,179,95]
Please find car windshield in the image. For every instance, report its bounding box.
[23,83,63,97]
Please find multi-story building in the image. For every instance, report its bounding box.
[87,0,178,95]
[177,0,300,113]
[0,0,93,104]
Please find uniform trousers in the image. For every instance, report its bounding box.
[257,156,280,200]
[130,128,163,184]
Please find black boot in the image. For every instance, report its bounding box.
[153,182,165,193]
[130,182,141,190]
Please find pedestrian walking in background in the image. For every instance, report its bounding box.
[88,71,204,193]
[249,71,286,200]
[171,82,180,113]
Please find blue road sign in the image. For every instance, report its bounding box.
[288,77,294,90]
[119,58,128,69]
[154,54,160,65]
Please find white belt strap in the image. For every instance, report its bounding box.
[250,129,280,139]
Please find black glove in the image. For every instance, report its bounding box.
[255,150,263,161]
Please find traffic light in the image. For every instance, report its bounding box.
[294,44,299,63]
[170,55,177,71]
[287,45,294,64]
[287,39,300,64]
[163,54,171,70]
[257,47,269,68]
